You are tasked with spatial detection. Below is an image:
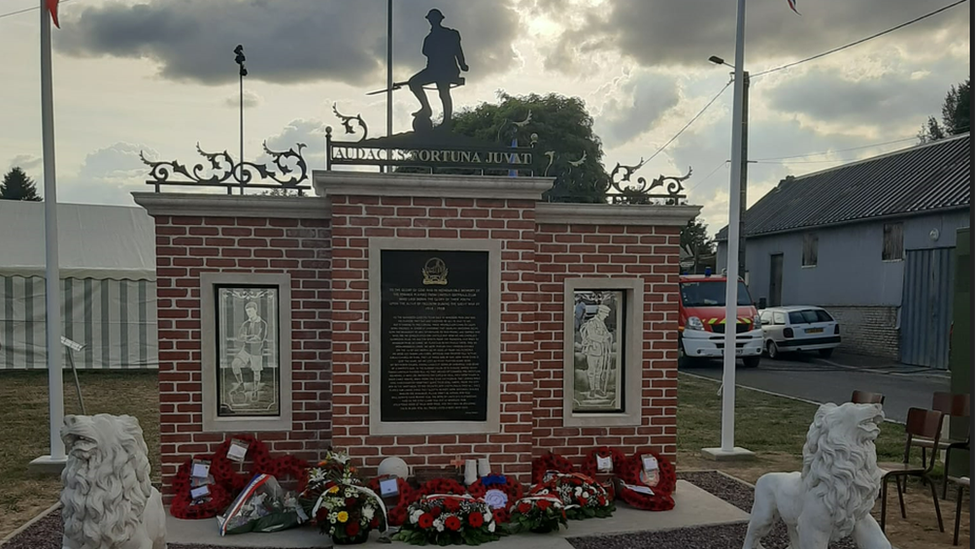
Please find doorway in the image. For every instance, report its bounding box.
[769,254,783,307]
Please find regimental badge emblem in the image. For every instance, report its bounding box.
[422,257,448,286]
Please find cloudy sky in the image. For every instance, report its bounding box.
[1,0,970,235]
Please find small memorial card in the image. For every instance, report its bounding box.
[641,455,659,473]
[190,485,211,500]
[227,439,250,462]
[191,459,211,479]
[596,455,614,473]
[379,477,400,498]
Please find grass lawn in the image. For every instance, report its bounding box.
[0,370,966,549]
[0,370,160,539]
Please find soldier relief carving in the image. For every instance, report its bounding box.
[572,291,625,413]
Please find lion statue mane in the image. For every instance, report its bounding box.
[743,402,891,549]
[60,414,166,549]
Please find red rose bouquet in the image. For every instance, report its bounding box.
[506,494,568,534]
[466,474,522,521]
[530,472,615,520]
[394,494,501,546]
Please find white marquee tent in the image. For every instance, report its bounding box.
[0,201,158,369]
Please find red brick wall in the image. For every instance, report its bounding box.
[153,215,333,501]
[328,195,537,482]
[532,223,681,465]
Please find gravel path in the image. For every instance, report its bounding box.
[3,471,859,549]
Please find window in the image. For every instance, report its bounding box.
[883,222,904,261]
[802,233,818,267]
[760,311,772,325]
[679,280,753,307]
[773,312,787,325]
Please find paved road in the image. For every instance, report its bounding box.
[680,352,950,424]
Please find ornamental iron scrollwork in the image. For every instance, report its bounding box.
[141,141,309,194]
[332,103,369,142]
[606,162,691,205]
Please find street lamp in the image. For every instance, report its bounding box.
[234,45,248,194]
[709,54,749,283]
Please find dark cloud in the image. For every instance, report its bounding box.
[55,0,520,86]
[765,66,964,131]
[595,72,680,147]
[542,0,969,72]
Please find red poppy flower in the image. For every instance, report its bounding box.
[444,516,462,531]
[430,506,442,518]
[444,498,460,512]
[577,497,587,506]
[345,497,357,507]
[493,508,509,523]
[538,499,551,511]
[370,517,379,529]
[598,496,607,506]
[418,513,434,529]
[346,522,360,537]
[517,502,532,514]
[468,512,484,528]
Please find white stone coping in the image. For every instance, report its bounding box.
[536,203,702,226]
[313,171,554,200]
[131,192,330,219]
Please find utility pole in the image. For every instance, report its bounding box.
[738,71,749,281]
[234,45,247,194]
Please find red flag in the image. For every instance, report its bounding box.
[47,0,60,28]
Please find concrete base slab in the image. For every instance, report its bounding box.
[28,455,67,475]
[165,480,748,548]
[700,447,756,461]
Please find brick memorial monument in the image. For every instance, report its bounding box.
[132,24,700,502]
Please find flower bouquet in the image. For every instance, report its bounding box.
[310,481,387,545]
[506,494,567,534]
[531,472,615,520]
[300,449,360,513]
[394,494,501,546]
[217,474,308,536]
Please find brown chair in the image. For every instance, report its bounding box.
[912,392,971,498]
[878,407,944,533]
[851,390,885,405]
[949,476,970,546]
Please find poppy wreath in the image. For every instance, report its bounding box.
[614,451,677,512]
[579,446,627,478]
[211,435,271,493]
[531,451,576,485]
[579,446,625,500]
[367,476,415,527]
[170,456,233,519]
[394,494,500,546]
[506,494,568,534]
[529,472,615,521]
[416,477,467,498]
[466,474,522,521]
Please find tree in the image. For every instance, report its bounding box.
[919,78,971,142]
[0,167,42,201]
[680,219,714,274]
[450,92,609,203]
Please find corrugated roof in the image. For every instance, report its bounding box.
[716,133,971,241]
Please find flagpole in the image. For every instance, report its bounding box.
[37,0,65,467]
[720,0,747,454]
[387,0,393,139]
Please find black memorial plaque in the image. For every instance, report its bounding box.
[380,249,489,422]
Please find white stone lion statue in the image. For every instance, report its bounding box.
[743,402,891,549]
[61,414,166,549]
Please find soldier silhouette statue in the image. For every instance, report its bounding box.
[408,9,468,131]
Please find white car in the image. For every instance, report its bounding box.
[759,306,841,359]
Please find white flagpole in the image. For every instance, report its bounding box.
[40,0,65,463]
[720,0,747,453]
